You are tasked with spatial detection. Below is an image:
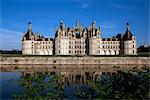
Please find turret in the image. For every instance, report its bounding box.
[22,22,33,55]
[60,20,64,29]
[28,22,32,31]
[91,21,95,37]
[92,20,96,29]
[123,22,133,40]
[76,20,79,29]
[122,22,137,55]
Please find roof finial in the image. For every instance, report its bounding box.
[28,22,32,31]
[92,20,96,28]
[60,20,64,29]
[126,22,130,31]
[76,20,79,29]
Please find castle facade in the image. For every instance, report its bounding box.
[22,21,137,55]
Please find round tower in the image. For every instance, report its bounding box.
[123,22,137,55]
[22,22,34,55]
[55,21,69,55]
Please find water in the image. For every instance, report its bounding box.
[0,64,149,99]
[1,72,22,99]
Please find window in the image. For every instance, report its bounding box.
[133,50,134,53]
[133,45,134,48]
[97,50,100,53]
[69,50,71,53]
[59,50,60,53]
[103,46,104,48]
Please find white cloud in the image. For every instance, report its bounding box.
[72,0,90,9]
[81,3,89,8]
[0,28,22,50]
[110,3,135,10]
[100,21,116,29]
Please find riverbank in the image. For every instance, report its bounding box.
[0,57,150,65]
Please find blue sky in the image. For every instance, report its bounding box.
[0,0,149,50]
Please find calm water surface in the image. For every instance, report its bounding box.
[0,64,149,99]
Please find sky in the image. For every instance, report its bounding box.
[0,0,149,50]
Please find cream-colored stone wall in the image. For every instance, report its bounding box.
[123,36,137,55]
[0,57,149,65]
[89,37,120,55]
[89,37,100,55]
[69,38,86,55]
[55,37,69,55]
[22,40,32,55]
[22,40,53,55]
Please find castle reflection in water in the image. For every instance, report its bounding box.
[1,64,148,85]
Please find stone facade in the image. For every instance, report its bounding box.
[22,21,137,55]
[22,22,54,55]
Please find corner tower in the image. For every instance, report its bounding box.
[54,21,69,55]
[122,22,137,55]
[22,22,34,55]
[88,21,101,55]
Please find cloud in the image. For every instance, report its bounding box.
[100,21,117,29]
[81,3,89,8]
[72,0,90,9]
[0,28,22,50]
[110,3,135,10]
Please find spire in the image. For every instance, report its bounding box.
[24,22,33,40]
[60,20,64,29]
[28,22,32,31]
[126,22,130,31]
[123,22,133,40]
[98,27,101,34]
[76,20,79,29]
[92,20,96,29]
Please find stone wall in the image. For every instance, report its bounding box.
[0,57,150,65]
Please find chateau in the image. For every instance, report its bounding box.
[22,21,137,55]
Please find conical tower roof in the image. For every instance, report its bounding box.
[123,22,133,40]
